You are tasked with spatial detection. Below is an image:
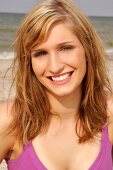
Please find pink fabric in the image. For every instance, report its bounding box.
[89,127,112,169]
[6,127,112,170]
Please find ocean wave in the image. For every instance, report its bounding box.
[0,51,14,60]
[106,48,113,54]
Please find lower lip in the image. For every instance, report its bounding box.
[49,72,73,85]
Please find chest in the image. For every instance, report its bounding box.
[32,130,101,170]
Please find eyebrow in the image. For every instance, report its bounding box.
[56,41,74,46]
[33,41,74,52]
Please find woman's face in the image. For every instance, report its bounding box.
[31,22,86,98]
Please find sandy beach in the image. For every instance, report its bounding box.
[0,59,15,101]
[0,55,113,169]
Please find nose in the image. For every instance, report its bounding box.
[48,52,64,74]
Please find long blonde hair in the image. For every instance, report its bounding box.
[10,0,112,143]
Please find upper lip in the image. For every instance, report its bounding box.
[47,71,74,79]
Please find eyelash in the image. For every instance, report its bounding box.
[32,45,74,57]
[60,46,74,51]
[33,51,47,57]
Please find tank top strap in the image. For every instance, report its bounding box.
[25,141,47,170]
[101,125,112,159]
[101,126,112,145]
[89,126,112,170]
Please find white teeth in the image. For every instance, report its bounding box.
[51,73,70,82]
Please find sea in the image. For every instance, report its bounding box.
[0,12,113,60]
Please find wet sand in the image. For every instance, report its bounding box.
[0,59,15,101]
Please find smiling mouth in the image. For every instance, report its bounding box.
[48,71,73,82]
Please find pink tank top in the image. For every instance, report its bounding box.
[6,127,112,170]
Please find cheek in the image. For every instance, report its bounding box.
[66,46,86,64]
[66,52,86,69]
[77,51,86,70]
[31,59,45,77]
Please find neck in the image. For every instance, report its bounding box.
[46,86,82,121]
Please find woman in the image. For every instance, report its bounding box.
[0,0,113,169]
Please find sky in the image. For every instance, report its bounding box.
[0,0,113,16]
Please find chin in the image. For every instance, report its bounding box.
[46,86,79,98]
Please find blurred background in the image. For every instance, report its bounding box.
[0,0,113,169]
[0,0,113,59]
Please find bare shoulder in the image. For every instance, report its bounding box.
[0,100,14,129]
[0,100,15,162]
[107,94,113,144]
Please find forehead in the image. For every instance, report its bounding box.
[35,22,78,48]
